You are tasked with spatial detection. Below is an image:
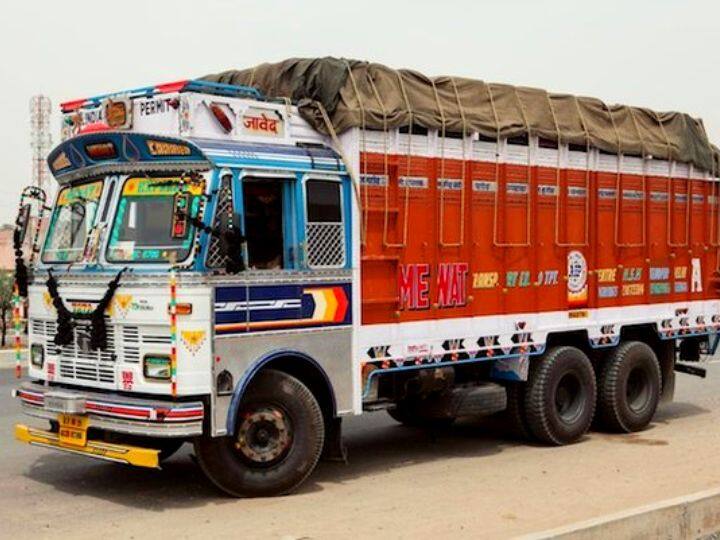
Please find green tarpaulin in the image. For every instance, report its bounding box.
[202,57,719,173]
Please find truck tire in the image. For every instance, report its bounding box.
[193,369,324,497]
[503,383,534,441]
[525,346,596,445]
[597,341,661,433]
[387,400,455,429]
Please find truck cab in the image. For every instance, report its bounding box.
[14,80,358,496]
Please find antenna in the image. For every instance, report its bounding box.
[29,95,52,194]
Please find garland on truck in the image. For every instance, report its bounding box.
[12,283,22,378]
[46,268,126,350]
[13,187,48,298]
[13,228,29,299]
[168,263,178,397]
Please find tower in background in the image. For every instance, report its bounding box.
[29,95,52,194]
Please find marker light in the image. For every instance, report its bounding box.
[144,355,171,380]
[169,302,193,315]
[85,142,117,160]
[30,344,44,368]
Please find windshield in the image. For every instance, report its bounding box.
[41,180,103,263]
[106,177,204,263]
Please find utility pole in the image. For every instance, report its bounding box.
[29,95,52,194]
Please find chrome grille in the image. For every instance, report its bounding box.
[39,318,117,384]
[30,318,171,387]
[122,325,140,363]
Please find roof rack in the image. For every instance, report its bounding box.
[60,79,264,113]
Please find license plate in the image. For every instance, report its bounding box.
[58,414,89,447]
[45,391,86,414]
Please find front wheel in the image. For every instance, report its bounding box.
[503,383,534,441]
[194,369,325,497]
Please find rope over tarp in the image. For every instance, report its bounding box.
[201,57,720,173]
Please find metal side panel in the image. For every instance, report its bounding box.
[212,327,353,436]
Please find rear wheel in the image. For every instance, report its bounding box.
[503,383,533,441]
[194,369,324,497]
[597,341,661,433]
[525,346,596,445]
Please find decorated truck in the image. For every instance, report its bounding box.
[13,58,720,497]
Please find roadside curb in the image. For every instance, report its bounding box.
[522,487,720,539]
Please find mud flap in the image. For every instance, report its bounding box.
[321,417,347,463]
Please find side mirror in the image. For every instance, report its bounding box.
[222,215,246,273]
[171,193,190,239]
[15,204,31,245]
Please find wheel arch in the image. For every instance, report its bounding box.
[544,329,592,356]
[226,350,337,434]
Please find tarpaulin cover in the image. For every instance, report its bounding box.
[202,57,720,173]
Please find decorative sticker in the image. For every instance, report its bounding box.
[43,291,54,311]
[691,258,703,293]
[472,272,499,289]
[114,294,133,318]
[121,370,134,391]
[181,330,207,355]
[360,174,388,187]
[241,108,284,137]
[567,250,588,308]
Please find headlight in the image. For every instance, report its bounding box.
[143,355,171,380]
[30,344,44,368]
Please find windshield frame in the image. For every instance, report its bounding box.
[40,178,104,265]
[104,176,204,266]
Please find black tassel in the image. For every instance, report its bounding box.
[46,268,126,351]
[13,229,28,297]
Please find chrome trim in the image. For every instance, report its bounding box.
[21,404,202,438]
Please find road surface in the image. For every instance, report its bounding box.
[2,352,720,539]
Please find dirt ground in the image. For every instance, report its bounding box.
[2,360,720,539]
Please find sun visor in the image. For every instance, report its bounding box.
[47,132,212,184]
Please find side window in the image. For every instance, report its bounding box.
[206,174,233,269]
[305,179,346,268]
[243,178,285,270]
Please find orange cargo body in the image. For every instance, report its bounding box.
[358,140,719,326]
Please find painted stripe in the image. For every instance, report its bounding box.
[17,391,204,422]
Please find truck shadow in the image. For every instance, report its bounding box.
[23,415,519,509]
[312,414,519,486]
[653,401,709,423]
[23,400,708,508]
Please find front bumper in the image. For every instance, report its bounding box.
[15,424,161,468]
[14,381,205,438]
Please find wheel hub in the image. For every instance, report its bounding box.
[626,367,651,413]
[554,372,584,423]
[235,406,292,465]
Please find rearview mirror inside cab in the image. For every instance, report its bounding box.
[171,193,190,239]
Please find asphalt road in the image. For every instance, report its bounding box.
[2,353,720,539]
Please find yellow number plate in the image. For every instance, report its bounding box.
[58,414,89,447]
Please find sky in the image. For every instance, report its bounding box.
[0,0,718,224]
